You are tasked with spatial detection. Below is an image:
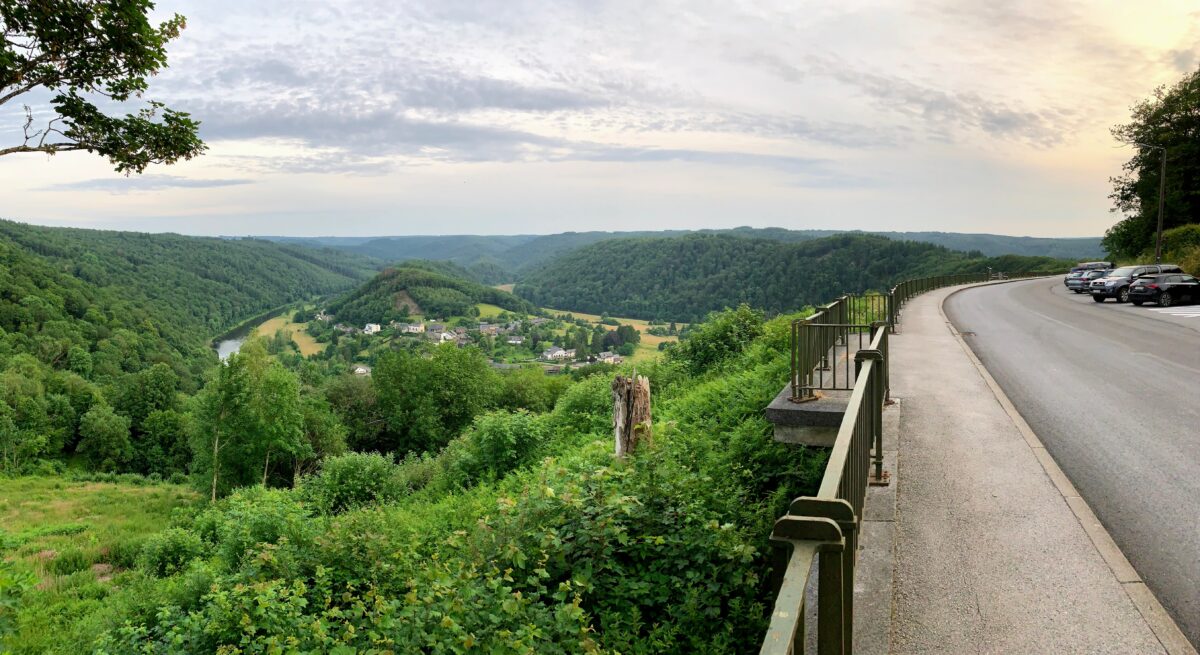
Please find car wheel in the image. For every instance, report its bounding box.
[1117,287,1130,303]
[1092,295,1105,303]
[1158,292,1173,307]
[1132,300,1144,306]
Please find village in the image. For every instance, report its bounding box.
[308,308,640,376]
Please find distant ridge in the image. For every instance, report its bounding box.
[261,227,1102,282]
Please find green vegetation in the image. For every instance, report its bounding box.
[273,227,1102,282]
[0,476,198,653]
[0,0,204,172]
[325,264,537,326]
[516,233,1067,322]
[1103,65,1200,267]
[1,307,827,654]
[0,219,378,480]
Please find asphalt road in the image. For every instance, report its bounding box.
[944,278,1200,647]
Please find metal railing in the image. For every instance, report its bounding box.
[789,294,892,402]
[762,324,889,654]
[767,270,1062,653]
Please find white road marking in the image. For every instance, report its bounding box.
[1145,307,1200,318]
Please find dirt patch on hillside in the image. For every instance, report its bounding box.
[394,290,422,314]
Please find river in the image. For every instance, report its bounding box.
[212,307,288,360]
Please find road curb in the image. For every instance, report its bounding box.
[939,281,1197,655]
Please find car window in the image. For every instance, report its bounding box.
[1108,266,1137,277]
[1182,276,1197,283]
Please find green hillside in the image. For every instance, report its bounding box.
[0,219,377,386]
[515,233,1066,321]
[266,228,1100,281]
[326,263,538,325]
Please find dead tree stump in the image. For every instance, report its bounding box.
[613,374,652,458]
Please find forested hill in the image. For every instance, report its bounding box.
[515,233,1066,321]
[265,228,1101,282]
[326,263,538,325]
[0,219,377,386]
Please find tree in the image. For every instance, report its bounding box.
[1105,66,1200,259]
[252,364,304,486]
[373,345,496,454]
[291,396,347,483]
[190,342,305,498]
[0,0,205,172]
[191,352,254,501]
[137,408,187,477]
[113,362,178,432]
[77,404,131,471]
[324,374,384,452]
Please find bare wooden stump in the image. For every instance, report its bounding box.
[613,374,652,458]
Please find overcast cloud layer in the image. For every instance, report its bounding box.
[2,0,1198,237]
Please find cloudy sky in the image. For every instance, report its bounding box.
[2,0,1198,237]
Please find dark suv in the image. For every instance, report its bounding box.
[1090,264,1184,303]
[1128,273,1199,307]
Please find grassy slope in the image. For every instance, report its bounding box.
[0,478,198,653]
[254,314,324,357]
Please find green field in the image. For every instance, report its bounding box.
[474,302,507,319]
[0,477,198,653]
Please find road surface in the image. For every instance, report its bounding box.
[944,278,1200,647]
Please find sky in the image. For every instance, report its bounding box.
[1,0,1198,238]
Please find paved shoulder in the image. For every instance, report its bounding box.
[889,285,1165,654]
[944,279,1200,650]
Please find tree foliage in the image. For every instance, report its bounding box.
[327,265,536,325]
[0,0,205,171]
[1105,66,1200,259]
[516,234,1064,321]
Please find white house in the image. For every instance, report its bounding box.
[402,323,425,334]
[542,347,575,361]
[506,335,525,345]
[363,323,382,335]
[352,365,372,376]
[597,351,623,364]
[438,331,457,343]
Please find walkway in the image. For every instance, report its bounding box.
[885,284,1188,654]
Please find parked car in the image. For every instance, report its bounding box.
[1064,271,1085,288]
[1071,261,1115,273]
[1090,264,1184,303]
[1067,269,1107,293]
[1128,273,1199,307]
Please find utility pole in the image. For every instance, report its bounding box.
[1136,143,1167,263]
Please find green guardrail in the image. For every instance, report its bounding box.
[769,270,1061,653]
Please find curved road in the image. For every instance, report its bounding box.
[945,278,1200,647]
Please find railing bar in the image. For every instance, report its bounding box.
[759,542,820,655]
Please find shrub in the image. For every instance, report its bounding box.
[549,374,613,436]
[298,452,403,515]
[166,471,187,485]
[137,528,203,577]
[45,547,94,576]
[668,304,765,375]
[452,410,549,483]
[105,534,148,569]
[197,487,316,568]
[1162,223,1200,255]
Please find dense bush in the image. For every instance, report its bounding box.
[193,487,316,568]
[449,410,549,484]
[298,452,402,514]
[669,304,765,375]
[137,528,204,577]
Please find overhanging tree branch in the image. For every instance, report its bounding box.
[0,0,203,173]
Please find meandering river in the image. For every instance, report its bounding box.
[212,308,288,360]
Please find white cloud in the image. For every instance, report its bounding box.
[2,0,1197,237]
